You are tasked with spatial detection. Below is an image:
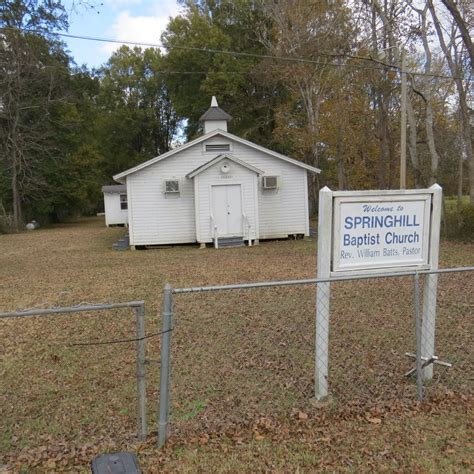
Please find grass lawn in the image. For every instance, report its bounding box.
[444,195,470,211]
[0,217,473,472]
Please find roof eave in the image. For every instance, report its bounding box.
[102,184,127,193]
[112,129,223,181]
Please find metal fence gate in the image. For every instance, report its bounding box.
[0,301,148,441]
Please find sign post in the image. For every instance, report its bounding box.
[315,187,333,400]
[315,185,441,400]
[421,185,442,379]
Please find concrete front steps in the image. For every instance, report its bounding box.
[112,234,129,250]
[217,236,245,248]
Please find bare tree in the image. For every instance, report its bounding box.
[440,0,473,70]
[369,0,422,188]
[428,0,474,203]
[407,0,442,185]
[259,0,355,204]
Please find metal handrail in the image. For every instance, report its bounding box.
[242,213,251,246]
[210,214,218,249]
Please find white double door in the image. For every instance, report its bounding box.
[212,184,243,236]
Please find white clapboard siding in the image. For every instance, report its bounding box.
[104,193,128,226]
[127,134,309,245]
[229,141,309,238]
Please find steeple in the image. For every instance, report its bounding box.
[199,96,232,134]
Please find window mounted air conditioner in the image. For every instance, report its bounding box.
[263,176,279,189]
[164,179,180,193]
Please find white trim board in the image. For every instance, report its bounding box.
[186,153,264,178]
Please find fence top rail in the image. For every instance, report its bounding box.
[172,266,474,294]
[0,301,145,320]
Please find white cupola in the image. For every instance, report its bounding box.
[199,96,232,134]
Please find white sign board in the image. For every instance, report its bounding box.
[332,195,432,272]
[314,185,442,401]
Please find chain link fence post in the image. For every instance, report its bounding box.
[413,273,424,401]
[158,283,173,448]
[315,282,330,400]
[421,272,438,380]
[134,303,147,441]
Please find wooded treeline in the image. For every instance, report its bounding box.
[1,0,472,232]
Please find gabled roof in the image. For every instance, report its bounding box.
[186,153,264,178]
[102,184,126,193]
[113,129,321,183]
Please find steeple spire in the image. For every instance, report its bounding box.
[199,97,232,133]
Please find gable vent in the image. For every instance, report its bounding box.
[205,144,230,152]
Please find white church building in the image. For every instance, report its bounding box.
[112,97,321,248]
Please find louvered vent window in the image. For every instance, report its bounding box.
[205,144,230,152]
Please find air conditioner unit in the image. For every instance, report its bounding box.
[164,179,180,193]
[263,176,279,189]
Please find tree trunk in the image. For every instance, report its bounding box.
[409,1,441,186]
[460,103,474,203]
[377,90,390,189]
[335,126,346,190]
[457,136,464,228]
[11,163,22,231]
[425,100,440,185]
[406,95,420,187]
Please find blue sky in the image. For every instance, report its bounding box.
[62,0,181,68]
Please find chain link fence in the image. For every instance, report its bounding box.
[418,271,473,400]
[1,268,471,452]
[0,301,150,456]
[159,267,473,445]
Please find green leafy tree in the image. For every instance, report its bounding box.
[97,46,181,179]
[0,0,69,229]
[42,69,105,220]
[161,0,282,145]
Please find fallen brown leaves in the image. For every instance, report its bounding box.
[1,394,472,471]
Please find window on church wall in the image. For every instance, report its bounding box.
[120,194,128,210]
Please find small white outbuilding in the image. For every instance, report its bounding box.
[102,185,128,227]
[112,97,321,248]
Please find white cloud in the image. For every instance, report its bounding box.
[102,0,181,56]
